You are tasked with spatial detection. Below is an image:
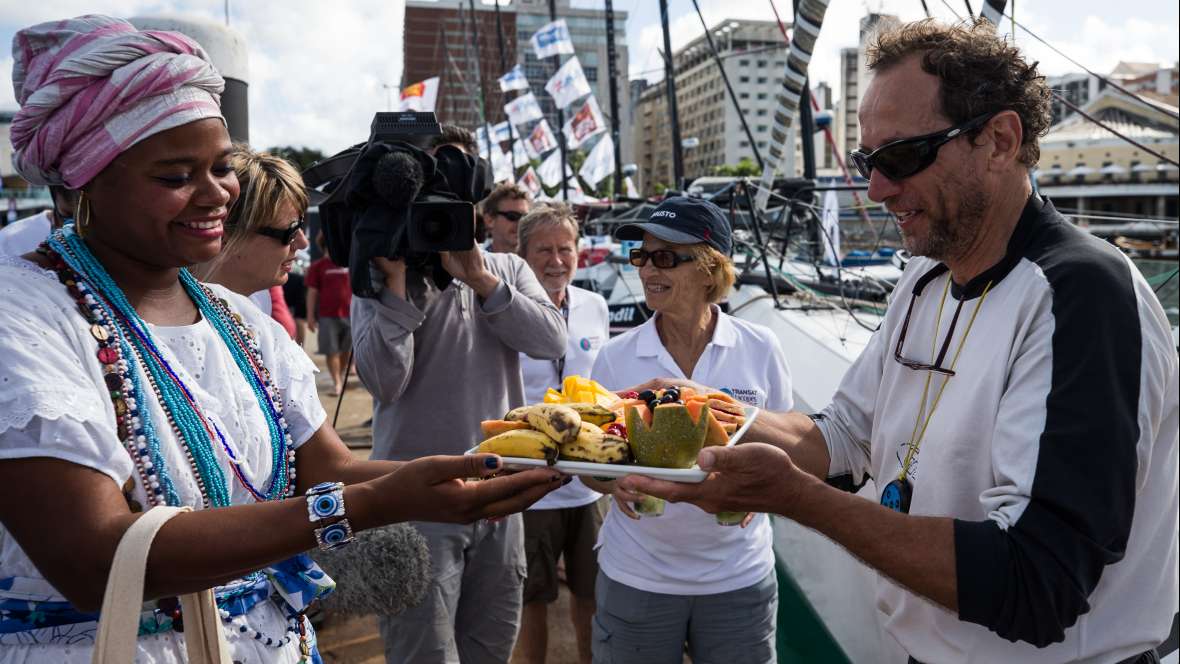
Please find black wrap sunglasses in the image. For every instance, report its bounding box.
[255,217,307,245]
[848,112,996,181]
[493,209,525,222]
[629,248,695,269]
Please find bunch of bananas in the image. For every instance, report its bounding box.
[478,403,631,465]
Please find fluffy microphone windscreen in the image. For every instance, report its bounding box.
[310,523,431,617]
[371,151,423,210]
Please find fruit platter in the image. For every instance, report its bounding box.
[466,376,759,483]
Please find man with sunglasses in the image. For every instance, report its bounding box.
[621,20,1178,664]
[481,182,532,253]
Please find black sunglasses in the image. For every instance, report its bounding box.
[255,218,307,245]
[629,248,695,269]
[493,209,525,222]
[849,112,996,181]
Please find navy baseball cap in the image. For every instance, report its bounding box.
[615,197,732,255]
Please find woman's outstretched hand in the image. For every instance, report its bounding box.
[370,454,564,524]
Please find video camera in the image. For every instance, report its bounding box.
[301,112,493,298]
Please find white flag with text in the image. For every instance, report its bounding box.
[545,56,592,109]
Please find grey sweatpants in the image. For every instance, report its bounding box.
[380,515,525,664]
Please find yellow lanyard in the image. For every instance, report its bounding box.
[896,278,994,482]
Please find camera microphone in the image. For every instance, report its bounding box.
[372,150,423,210]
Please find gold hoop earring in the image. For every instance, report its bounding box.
[76,191,91,238]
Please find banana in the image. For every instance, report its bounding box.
[564,402,617,427]
[505,404,582,445]
[477,429,559,464]
[559,422,632,464]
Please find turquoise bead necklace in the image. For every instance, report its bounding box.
[46,226,295,507]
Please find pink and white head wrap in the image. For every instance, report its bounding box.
[9,15,226,188]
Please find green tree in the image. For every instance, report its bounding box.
[712,157,760,177]
[265,145,326,171]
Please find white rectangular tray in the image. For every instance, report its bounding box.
[467,406,758,484]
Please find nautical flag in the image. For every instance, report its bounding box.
[504,92,544,126]
[537,149,565,187]
[530,19,575,59]
[563,95,606,149]
[623,176,639,198]
[493,149,514,183]
[498,64,530,92]
[979,0,1008,28]
[525,119,559,159]
[519,167,543,198]
[579,135,615,188]
[564,177,587,204]
[512,139,530,166]
[492,121,513,143]
[545,56,592,109]
[475,126,491,158]
[395,77,440,112]
[820,189,841,266]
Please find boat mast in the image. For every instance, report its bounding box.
[492,0,516,176]
[463,1,495,167]
[604,0,624,199]
[794,0,817,181]
[658,0,685,189]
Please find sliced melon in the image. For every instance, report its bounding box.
[686,400,730,446]
[480,420,533,439]
[626,403,709,468]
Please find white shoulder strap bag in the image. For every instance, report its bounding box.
[91,505,231,663]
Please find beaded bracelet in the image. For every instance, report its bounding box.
[305,482,355,550]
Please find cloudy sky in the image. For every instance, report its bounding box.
[2,0,1176,156]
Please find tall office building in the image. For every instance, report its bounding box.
[514,0,631,165]
[402,0,518,130]
[833,13,899,157]
[633,19,790,194]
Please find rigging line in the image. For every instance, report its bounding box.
[1000,11,1180,120]
[919,0,932,18]
[1154,268,1178,295]
[962,0,975,19]
[1052,91,1180,167]
[939,0,964,20]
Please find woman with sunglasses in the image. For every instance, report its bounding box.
[192,147,310,329]
[0,16,562,663]
[584,197,793,664]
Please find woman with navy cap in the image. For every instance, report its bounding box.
[585,197,794,663]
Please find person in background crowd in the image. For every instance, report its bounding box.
[623,20,1179,664]
[0,185,77,256]
[584,197,793,664]
[481,183,531,254]
[430,125,479,158]
[284,249,311,347]
[192,146,309,334]
[351,201,566,664]
[0,15,563,663]
[513,204,610,664]
[306,233,353,395]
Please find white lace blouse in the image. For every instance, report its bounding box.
[0,256,327,663]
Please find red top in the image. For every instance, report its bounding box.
[306,257,352,319]
[268,284,296,338]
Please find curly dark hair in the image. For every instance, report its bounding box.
[429,124,478,157]
[867,19,1051,166]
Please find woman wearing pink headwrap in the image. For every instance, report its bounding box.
[0,15,562,663]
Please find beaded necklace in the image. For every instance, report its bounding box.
[42,226,296,508]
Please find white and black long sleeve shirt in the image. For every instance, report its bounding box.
[815,196,1179,663]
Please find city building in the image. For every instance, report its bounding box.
[833,14,899,158]
[1049,62,1178,125]
[402,0,518,130]
[1036,89,1178,220]
[633,19,791,194]
[515,0,631,165]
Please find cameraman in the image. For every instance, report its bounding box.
[351,216,567,663]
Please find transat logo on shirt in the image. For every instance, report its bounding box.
[721,387,760,406]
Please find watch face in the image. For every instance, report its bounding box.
[880,478,913,514]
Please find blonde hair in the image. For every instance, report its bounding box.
[687,243,736,303]
[193,146,308,279]
[517,203,579,257]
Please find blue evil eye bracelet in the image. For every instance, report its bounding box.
[305,482,354,550]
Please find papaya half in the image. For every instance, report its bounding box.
[625,403,710,468]
[685,400,730,446]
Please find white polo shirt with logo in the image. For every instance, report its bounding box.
[521,284,611,509]
[590,307,794,595]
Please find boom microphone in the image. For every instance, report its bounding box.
[373,151,423,210]
[309,523,431,617]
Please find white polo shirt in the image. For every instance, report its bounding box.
[590,307,794,595]
[0,211,52,257]
[521,285,610,510]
